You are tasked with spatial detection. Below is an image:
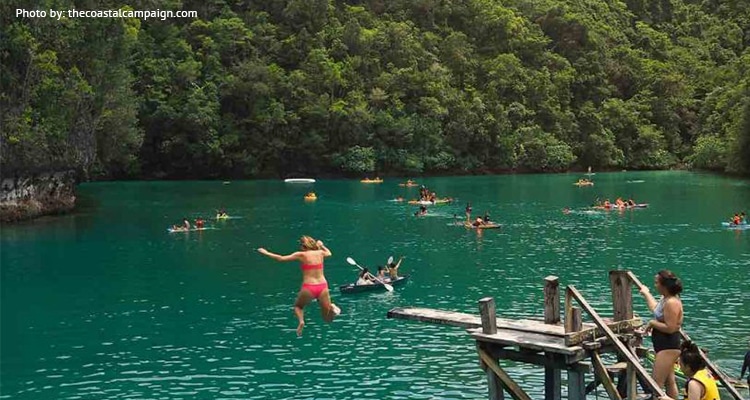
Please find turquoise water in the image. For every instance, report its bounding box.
[1,171,748,399]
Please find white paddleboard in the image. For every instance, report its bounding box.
[284,178,316,183]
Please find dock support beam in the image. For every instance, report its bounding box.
[567,370,586,400]
[544,276,562,400]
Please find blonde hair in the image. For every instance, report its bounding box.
[299,236,319,251]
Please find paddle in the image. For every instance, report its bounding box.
[346,257,394,292]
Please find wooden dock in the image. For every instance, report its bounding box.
[386,271,744,400]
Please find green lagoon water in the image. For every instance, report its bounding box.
[1,171,749,399]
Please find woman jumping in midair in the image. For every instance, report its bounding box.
[257,236,341,336]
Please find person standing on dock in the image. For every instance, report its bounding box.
[257,236,341,336]
[638,270,684,399]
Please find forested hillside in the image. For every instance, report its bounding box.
[2,0,748,178]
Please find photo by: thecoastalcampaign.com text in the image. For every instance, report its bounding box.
[15,7,197,21]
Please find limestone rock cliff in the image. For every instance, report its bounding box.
[1,171,77,223]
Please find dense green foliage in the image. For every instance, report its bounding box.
[2,0,749,178]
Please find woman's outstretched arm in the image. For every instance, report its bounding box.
[257,248,300,262]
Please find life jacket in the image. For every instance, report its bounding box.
[684,369,720,400]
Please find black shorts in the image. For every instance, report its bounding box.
[652,329,681,353]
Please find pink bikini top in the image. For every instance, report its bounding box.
[301,263,323,271]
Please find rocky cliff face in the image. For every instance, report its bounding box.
[1,170,77,223]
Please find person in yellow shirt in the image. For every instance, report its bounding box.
[659,340,720,400]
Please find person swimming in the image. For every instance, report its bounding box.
[257,236,341,336]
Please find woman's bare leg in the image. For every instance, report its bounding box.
[294,290,314,336]
[653,349,680,398]
[318,289,340,323]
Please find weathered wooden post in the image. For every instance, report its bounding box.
[567,306,585,399]
[479,297,498,334]
[609,271,633,322]
[564,286,585,400]
[544,276,561,400]
[611,271,636,399]
[479,297,503,400]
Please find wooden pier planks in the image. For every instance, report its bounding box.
[470,328,585,357]
[388,307,641,346]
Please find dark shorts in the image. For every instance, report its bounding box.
[652,329,681,353]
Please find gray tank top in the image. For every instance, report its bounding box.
[653,298,665,322]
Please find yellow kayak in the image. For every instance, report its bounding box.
[574,181,594,186]
[645,352,748,389]
[216,214,229,219]
[361,178,383,183]
[408,198,453,205]
[304,195,317,201]
[464,222,501,229]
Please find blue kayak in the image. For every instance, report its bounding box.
[721,222,750,230]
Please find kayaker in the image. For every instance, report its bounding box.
[741,340,750,388]
[217,209,228,218]
[195,217,204,229]
[472,217,485,227]
[740,212,747,224]
[376,266,391,283]
[732,214,741,225]
[182,218,191,229]
[387,257,403,279]
[356,268,375,285]
[483,211,491,223]
[257,236,341,336]
[465,202,472,222]
[658,341,720,400]
[628,199,636,207]
[637,270,684,399]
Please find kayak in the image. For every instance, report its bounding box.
[167,227,213,233]
[592,203,649,210]
[408,199,453,205]
[304,195,317,201]
[284,178,315,183]
[645,352,749,389]
[339,275,410,294]
[398,182,419,187]
[361,179,383,183]
[216,214,230,219]
[721,222,750,230]
[464,222,501,229]
[574,181,594,186]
